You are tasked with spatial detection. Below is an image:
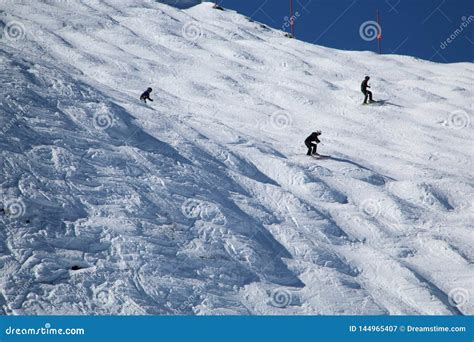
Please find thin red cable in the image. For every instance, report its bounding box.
[376,10,382,54]
[290,0,294,36]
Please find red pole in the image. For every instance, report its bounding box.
[290,0,295,36]
[376,10,382,54]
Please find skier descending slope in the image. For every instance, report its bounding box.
[304,131,322,156]
[140,87,154,103]
[361,76,375,104]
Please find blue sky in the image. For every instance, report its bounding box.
[217,0,474,63]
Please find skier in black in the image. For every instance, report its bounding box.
[140,87,154,103]
[361,76,374,104]
[304,131,321,156]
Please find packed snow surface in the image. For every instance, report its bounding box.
[0,1,472,315]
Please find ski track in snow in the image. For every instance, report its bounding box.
[0,1,472,315]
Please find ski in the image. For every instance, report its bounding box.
[311,154,330,159]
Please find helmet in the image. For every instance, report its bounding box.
[365,76,370,80]
[315,130,322,135]
[147,87,152,92]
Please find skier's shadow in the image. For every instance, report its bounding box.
[376,99,403,108]
[328,155,396,182]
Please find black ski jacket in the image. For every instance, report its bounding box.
[361,79,370,92]
[305,132,320,144]
[140,89,153,101]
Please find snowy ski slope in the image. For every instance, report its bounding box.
[0,0,473,315]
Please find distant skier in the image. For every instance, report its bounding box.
[304,131,321,156]
[140,87,154,103]
[361,76,375,104]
